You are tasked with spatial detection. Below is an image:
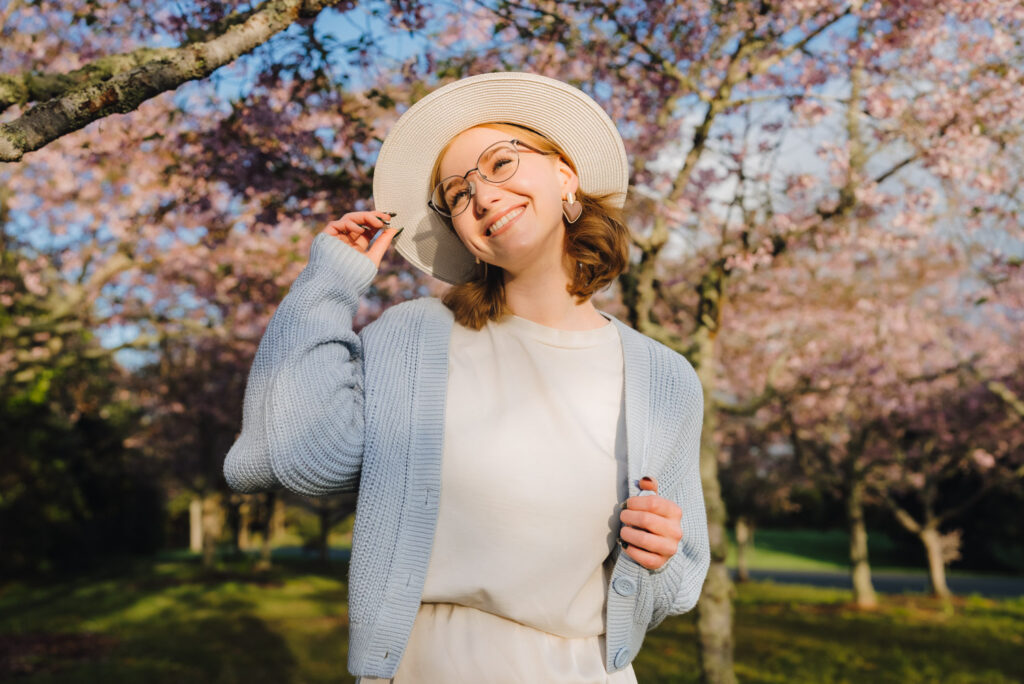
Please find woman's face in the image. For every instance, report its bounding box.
[438,126,578,277]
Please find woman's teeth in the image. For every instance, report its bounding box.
[487,207,523,236]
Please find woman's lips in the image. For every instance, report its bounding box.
[486,206,524,238]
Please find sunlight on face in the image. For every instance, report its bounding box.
[437,126,574,276]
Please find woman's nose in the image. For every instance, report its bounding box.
[471,178,503,210]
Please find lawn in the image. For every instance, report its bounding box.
[725,528,907,572]
[1,552,1022,683]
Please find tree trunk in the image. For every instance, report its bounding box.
[238,497,252,551]
[257,492,277,571]
[201,493,224,568]
[694,326,736,684]
[920,526,952,599]
[318,506,331,568]
[189,497,203,553]
[271,492,286,538]
[735,517,752,583]
[847,480,878,609]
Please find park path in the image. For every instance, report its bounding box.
[734,569,1024,598]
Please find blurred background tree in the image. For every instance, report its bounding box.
[0,230,164,576]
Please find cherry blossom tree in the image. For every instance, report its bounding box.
[875,380,1024,600]
[717,224,1022,606]
[717,236,955,608]
[867,267,1024,600]
[715,409,805,583]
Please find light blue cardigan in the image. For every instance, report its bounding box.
[223,233,710,679]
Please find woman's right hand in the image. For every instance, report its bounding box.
[322,210,401,269]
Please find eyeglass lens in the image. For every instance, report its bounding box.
[432,142,521,217]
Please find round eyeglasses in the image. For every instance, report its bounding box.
[428,139,548,218]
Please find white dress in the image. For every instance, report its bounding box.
[361,313,637,684]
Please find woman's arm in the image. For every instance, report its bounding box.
[647,369,709,629]
[223,230,382,497]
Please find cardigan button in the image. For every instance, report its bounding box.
[613,646,631,668]
[612,577,636,596]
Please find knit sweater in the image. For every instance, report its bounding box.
[223,233,710,679]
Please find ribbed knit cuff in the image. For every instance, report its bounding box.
[308,232,378,295]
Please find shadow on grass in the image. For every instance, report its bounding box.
[114,614,298,682]
[0,631,119,679]
[0,553,351,683]
[0,553,287,634]
[1,616,296,683]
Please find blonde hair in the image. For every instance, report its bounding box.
[433,122,630,330]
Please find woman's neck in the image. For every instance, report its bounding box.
[502,270,606,330]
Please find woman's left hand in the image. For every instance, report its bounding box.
[618,477,683,571]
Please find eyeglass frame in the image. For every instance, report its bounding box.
[427,138,550,218]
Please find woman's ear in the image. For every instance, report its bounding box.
[554,157,579,197]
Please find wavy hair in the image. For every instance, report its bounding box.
[432,122,631,331]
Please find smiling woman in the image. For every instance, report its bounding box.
[223,72,709,684]
[427,122,631,331]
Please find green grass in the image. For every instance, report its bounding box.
[726,528,1014,578]
[726,528,910,573]
[2,553,1022,683]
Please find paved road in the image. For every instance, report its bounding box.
[732,569,1024,598]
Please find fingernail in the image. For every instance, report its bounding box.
[618,500,628,510]
[381,220,391,226]
[387,211,397,216]
[640,477,653,484]
[618,538,629,549]
[394,227,404,234]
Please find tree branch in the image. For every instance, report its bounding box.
[874,488,923,535]
[0,0,344,162]
[742,4,854,79]
[715,352,790,415]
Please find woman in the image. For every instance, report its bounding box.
[224,72,709,683]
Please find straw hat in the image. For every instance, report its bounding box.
[373,71,629,285]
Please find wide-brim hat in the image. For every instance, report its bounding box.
[373,71,629,285]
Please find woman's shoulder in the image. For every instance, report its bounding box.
[361,296,453,341]
[606,315,699,383]
[380,296,450,320]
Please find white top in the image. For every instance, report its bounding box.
[364,312,636,683]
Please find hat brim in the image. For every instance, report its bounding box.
[372,72,629,285]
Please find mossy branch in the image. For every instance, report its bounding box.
[0,0,342,162]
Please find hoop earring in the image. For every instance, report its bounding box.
[562,191,582,224]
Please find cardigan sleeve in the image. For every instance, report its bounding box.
[647,363,710,630]
[223,233,378,496]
